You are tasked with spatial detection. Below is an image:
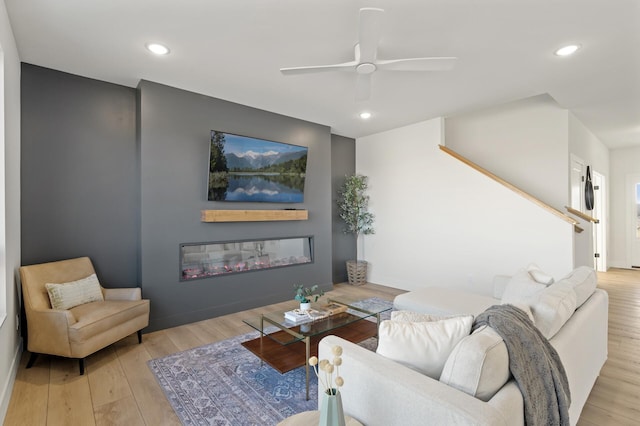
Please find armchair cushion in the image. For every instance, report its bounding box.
[69,299,150,343]
[45,273,104,310]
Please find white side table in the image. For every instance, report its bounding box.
[277,410,363,426]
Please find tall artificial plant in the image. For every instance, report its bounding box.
[338,174,374,260]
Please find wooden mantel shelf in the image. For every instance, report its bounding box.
[201,209,308,222]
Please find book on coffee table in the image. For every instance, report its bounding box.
[284,309,311,323]
[284,308,329,323]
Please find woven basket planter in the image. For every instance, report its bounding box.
[346,260,367,286]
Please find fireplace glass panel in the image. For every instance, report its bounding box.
[180,236,313,280]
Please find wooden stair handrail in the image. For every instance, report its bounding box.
[439,145,578,226]
[565,206,599,223]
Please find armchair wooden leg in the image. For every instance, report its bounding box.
[26,352,38,369]
[79,358,85,375]
[137,330,143,344]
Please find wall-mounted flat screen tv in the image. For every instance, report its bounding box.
[208,130,308,202]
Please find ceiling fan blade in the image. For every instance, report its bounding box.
[358,7,384,63]
[376,57,457,71]
[280,61,357,75]
[355,73,372,101]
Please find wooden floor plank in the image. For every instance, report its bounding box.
[114,343,181,426]
[3,356,49,426]
[163,323,209,351]
[94,395,146,426]
[47,358,96,426]
[87,346,134,408]
[142,329,182,359]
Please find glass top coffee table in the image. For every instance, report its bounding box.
[242,297,391,400]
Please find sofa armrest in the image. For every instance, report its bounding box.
[103,287,142,301]
[26,309,77,356]
[319,335,517,426]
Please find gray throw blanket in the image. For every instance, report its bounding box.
[473,305,571,426]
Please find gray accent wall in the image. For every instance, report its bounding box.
[331,135,356,283]
[21,64,139,286]
[20,65,338,332]
[138,81,332,331]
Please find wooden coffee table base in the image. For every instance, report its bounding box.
[241,319,377,374]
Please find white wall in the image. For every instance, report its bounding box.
[610,146,640,268]
[0,0,21,422]
[568,113,610,178]
[444,94,569,209]
[356,118,573,296]
[568,113,610,268]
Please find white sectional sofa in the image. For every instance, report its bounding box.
[318,266,608,426]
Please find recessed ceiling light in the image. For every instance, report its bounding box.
[146,43,170,55]
[359,111,372,120]
[554,44,580,57]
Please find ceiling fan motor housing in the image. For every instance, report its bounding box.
[356,63,377,74]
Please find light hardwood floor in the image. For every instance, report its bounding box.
[3,269,639,425]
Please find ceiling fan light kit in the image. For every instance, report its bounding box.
[280,7,457,100]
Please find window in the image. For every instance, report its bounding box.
[0,46,6,325]
[636,183,640,239]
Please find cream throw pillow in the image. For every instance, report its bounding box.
[45,274,104,310]
[527,263,555,285]
[440,325,510,401]
[376,315,473,379]
[501,270,547,305]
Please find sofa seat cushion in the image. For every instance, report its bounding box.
[376,315,473,379]
[394,288,498,317]
[439,325,510,401]
[68,299,150,343]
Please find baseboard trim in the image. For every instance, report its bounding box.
[0,338,22,424]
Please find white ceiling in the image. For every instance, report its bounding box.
[5,0,639,149]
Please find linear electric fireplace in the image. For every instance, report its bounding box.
[180,236,313,281]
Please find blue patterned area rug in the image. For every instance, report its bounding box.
[148,297,392,425]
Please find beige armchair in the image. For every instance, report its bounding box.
[20,257,150,375]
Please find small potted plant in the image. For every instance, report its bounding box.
[294,284,324,311]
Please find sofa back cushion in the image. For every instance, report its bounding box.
[530,281,577,339]
[376,315,473,379]
[439,325,510,401]
[391,310,443,322]
[560,266,597,307]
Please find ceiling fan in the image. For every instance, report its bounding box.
[280,7,457,101]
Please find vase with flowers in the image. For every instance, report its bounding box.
[309,345,346,426]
